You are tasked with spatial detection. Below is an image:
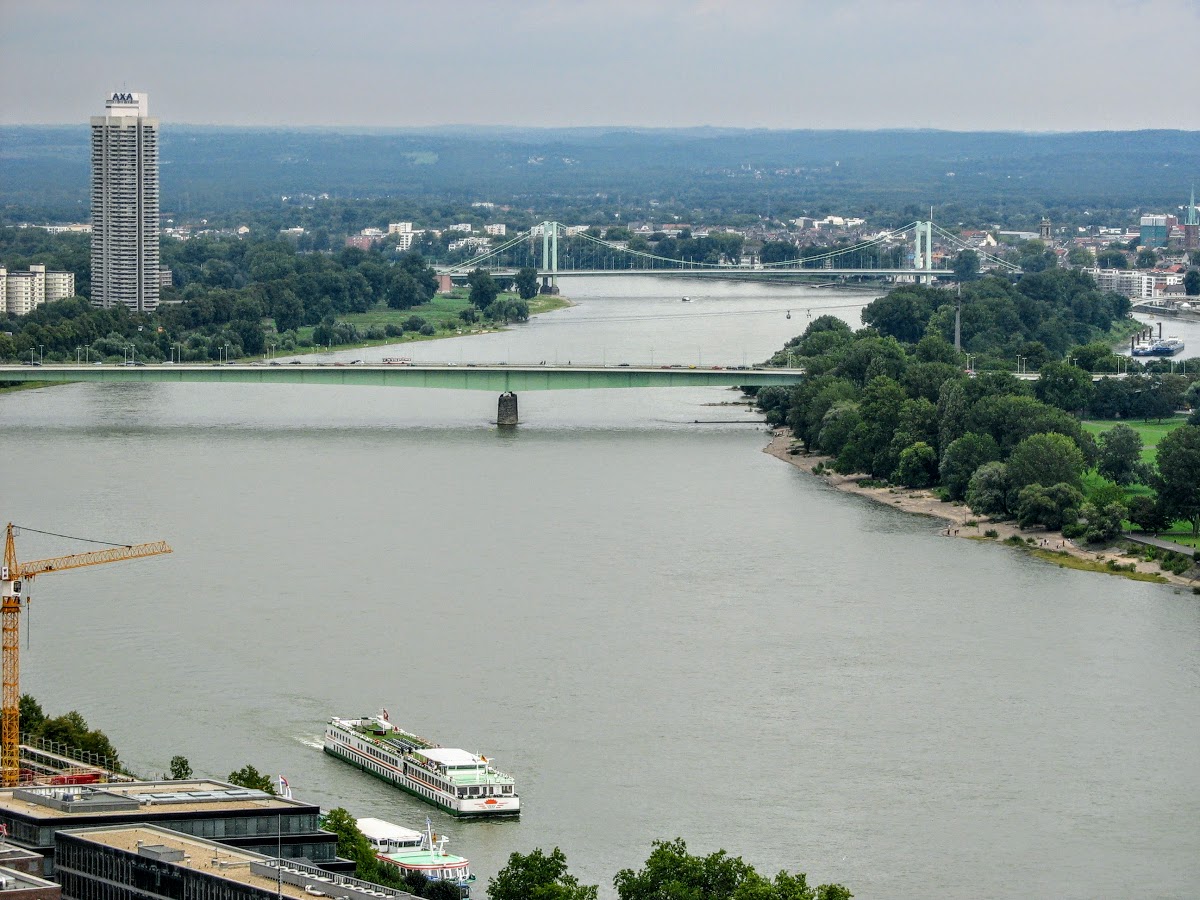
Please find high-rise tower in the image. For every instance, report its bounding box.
[1185,184,1198,252]
[90,91,159,312]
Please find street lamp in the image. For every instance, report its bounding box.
[76,346,82,364]
[38,345,43,365]
[1016,355,1026,375]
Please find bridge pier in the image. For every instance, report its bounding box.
[497,392,519,426]
[539,277,559,294]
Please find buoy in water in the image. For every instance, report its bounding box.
[786,310,791,319]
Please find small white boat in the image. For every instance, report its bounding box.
[361,817,475,896]
[681,296,691,302]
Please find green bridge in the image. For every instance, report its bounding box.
[0,363,806,425]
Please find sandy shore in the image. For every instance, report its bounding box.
[763,429,1198,588]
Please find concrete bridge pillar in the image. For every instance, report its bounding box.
[497,392,519,426]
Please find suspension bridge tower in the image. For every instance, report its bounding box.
[539,221,560,293]
[912,221,934,284]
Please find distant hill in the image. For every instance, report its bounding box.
[2,126,1196,228]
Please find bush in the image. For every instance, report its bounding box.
[365,326,386,340]
[384,324,403,337]
[984,528,999,538]
[402,316,427,333]
[418,324,436,336]
[1062,522,1088,539]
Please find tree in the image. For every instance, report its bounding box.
[322,808,374,870]
[468,269,499,309]
[1007,432,1085,493]
[1185,269,1200,297]
[515,266,539,300]
[613,838,850,900]
[1079,500,1127,543]
[169,755,193,780]
[228,764,276,794]
[1066,247,1095,267]
[1097,424,1144,485]
[1033,361,1093,413]
[894,442,938,488]
[387,271,423,310]
[19,694,45,733]
[1127,495,1171,533]
[952,250,980,282]
[939,432,1001,500]
[487,847,597,900]
[966,461,1011,516]
[1015,483,1083,530]
[1096,249,1127,269]
[1135,248,1158,269]
[1155,424,1200,534]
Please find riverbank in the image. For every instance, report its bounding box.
[763,429,1198,589]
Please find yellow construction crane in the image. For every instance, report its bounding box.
[0,522,171,786]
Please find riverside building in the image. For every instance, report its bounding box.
[0,781,351,877]
[55,825,418,900]
[90,92,159,312]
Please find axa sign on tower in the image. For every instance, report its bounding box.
[90,91,159,312]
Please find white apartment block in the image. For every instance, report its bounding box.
[1085,267,1183,299]
[392,232,415,251]
[388,222,413,234]
[484,223,507,236]
[0,264,76,315]
[448,223,473,233]
[91,91,159,312]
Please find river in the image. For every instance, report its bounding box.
[3,277,1198,900]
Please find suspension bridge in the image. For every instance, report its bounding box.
[437,220,1021,290]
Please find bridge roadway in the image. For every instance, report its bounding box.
[444,267,953,279]
[0,362,805,391]
[0,363,807,423]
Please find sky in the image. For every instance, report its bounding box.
[3,0,1198,131]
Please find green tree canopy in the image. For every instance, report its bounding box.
[612,838,850,900]
[228,764,276,794]
[1154,424,1200,534]
[515,267,540,300]
[1097,424,1144,485]
[1007,432,1086,493]
[939,432,1001,501]
[487,847,597,900]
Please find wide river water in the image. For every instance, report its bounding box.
[4,278,1198,899]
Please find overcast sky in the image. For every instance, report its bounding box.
[3,0,1197,131]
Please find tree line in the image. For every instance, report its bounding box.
[756,275,1200,540]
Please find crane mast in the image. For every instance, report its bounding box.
[1,523,171,786]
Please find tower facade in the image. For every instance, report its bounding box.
[1185,185,1198,252]
[90,91,159,312]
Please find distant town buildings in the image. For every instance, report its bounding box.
[484,223,506,236]
[0,265,75,316]
[90,92,159,312]
[1083,267,1183,299]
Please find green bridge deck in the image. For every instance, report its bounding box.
[0,363,807,392]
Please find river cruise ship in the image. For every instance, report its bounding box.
[358,817,474,897]
[323,712,519,817]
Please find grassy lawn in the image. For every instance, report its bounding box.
[1082,417,1188,463]
[289,291,570,353]
[1083,417,1198,552]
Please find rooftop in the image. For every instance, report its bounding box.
[0,864,57,892]
[0,780,307,822]
[60,825,414,900]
